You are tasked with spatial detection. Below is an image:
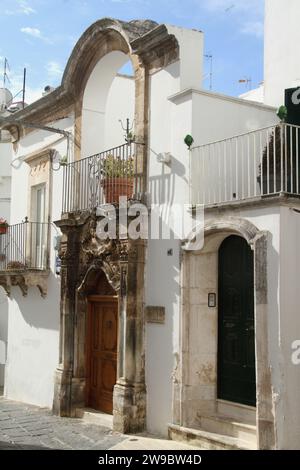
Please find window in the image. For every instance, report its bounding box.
[30,184,47,269]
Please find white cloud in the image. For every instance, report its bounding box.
[45,61,63,78]
[20,26,53,44]
[241,21,264,38]
[18,0,36,15]
[5,0,36,16]
[23,86,44,104]
[20,27,41,38]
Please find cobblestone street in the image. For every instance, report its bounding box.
[0,397,126,450]
[0,397,198,451]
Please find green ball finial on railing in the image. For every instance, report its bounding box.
[184,134,194,149]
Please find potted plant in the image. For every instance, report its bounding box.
[7,261,27,270]
[101,154,135,204]
[0,218,8,234]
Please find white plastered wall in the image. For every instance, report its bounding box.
[264,0,300,107]
[4,116,73,407]
[81,51,134,157]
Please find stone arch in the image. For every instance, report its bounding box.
[173,216,275,450]
[60,18,157,165]
[185,216,261,253]
[77,265,117,296]
[62,18,155,96]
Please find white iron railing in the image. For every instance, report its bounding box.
[191,123,300,206]
[0,220,49,272]
[62,142,143,213]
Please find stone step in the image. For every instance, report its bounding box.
[217,400,256,424]
[75,408,113,429]
[199,415,257,445]
[168,424,257,450]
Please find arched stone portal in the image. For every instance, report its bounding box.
[172,217,275,450]
[51,18,183,434]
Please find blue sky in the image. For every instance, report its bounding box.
[0,0,265,103]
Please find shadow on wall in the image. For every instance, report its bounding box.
[146,213,182,435]
[0,288,8,388]
[11,272,60,331]
[148,149,187,206]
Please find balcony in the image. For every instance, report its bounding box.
[191,123,300,206]
[0,220,50,297]
[62,142,143,214]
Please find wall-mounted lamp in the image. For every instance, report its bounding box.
[208,293,217,308]
[50,151,67,171]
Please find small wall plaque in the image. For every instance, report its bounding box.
[208,293,217,308]
[146,306,165,324]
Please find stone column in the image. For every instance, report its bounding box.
[254,232,276,450]
[53,218,80,417]
[113,239,147,433]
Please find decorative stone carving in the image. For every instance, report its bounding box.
[0,270,50,298]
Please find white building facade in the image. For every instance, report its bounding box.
[0,5,300,450]
[0,89,12,394]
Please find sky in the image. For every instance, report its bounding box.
[0,0,265,104]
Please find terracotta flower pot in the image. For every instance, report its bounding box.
[0,225,7,234]
[102,177,134,204]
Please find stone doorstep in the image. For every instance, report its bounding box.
[199,415,257,446]
[217,400,256,425]
[168,423,257,451]
[75,408,113,429]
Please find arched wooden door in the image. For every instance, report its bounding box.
[218,235,256,407]
[86,296,118,414]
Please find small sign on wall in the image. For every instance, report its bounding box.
[146,306,165,324]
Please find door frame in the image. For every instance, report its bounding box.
[85,295,119,412]
[173,217,275,450]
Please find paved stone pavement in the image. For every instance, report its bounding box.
[0,397,126,450]
[0,398,199,451]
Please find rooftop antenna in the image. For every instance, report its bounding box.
[238,77,252,90]
[22,68,26,109]
[3,58,11,89]
[204,54,213,91]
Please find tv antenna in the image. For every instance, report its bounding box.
[238,77,252,90]
[3,58,11,89]
[204,54,213,91]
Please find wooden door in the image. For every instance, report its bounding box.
[218,236,256,407]
[86,297,118,414]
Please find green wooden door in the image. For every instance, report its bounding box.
[218,235,256,407]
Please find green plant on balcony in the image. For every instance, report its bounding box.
[102,154,135,203]
[102,154,135,177]
[7,261,27,270]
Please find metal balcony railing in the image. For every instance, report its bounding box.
[191,123,300,206]
[62,142,143,214]
[0,221,49,272]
